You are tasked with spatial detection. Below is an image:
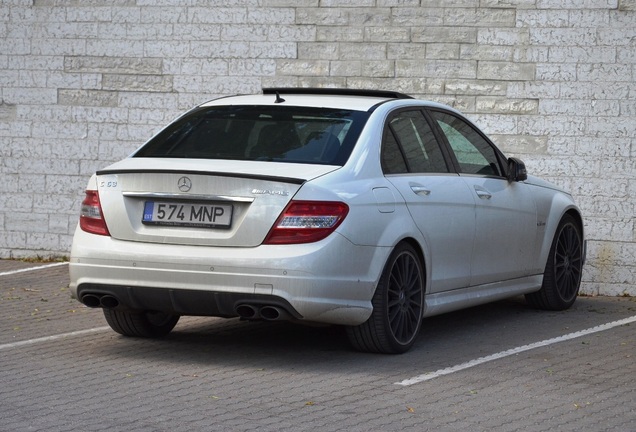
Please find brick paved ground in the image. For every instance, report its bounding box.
[1,260,635,431]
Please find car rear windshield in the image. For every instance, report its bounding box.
[134,105,370,166]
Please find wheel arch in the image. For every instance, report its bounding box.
[539,205,585,270]
[565,208,584,236]
[564,208,585,266]
[395,236,429,294]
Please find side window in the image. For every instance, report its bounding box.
[430,111,503,177]
[381,110,449,174]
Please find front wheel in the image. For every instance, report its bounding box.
[103,309,180,338]
[347,243,425,354]
[526,214,583,310]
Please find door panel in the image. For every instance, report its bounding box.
[387,175,475,292]
[381,108,475,292]
[461,176,538,285]
[428,109,538,286]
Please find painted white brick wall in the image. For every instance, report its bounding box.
[1,0,634,296]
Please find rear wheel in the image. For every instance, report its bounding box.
[103,309,180,338]
[347,243,424,354]
[526,214,583,310]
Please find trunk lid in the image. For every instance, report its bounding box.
[95,158,339,247]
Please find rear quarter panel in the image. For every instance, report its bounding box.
[296,162,433,294]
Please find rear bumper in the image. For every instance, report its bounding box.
[69,227,389,326]
[76,283,304,320]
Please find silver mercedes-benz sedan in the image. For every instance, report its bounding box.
[69,88,585,353]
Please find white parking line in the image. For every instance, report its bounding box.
[396,315,636,386]
[0,261,68,277]
[0,261,108,352]
[0,327,110,351]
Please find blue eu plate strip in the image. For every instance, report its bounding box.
[143,202,154,221]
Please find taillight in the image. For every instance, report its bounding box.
[79,190,110,236]
[264,201,349,245]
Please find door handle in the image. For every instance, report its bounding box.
[474,186,492,200]
[410,185,431,196]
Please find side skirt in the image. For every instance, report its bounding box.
[423,275,543,318]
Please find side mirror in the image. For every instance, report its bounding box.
[507,157,527,182]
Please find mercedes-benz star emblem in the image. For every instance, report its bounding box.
[178,176,192,192]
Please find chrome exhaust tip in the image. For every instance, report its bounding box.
[100,295,119,309]
[81,294,101,308]
[260,306,290,321]
[235,304,260,320]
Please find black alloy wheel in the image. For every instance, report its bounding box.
[526,214,583,310]
[347,242,425,354]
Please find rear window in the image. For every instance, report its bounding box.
[134,105,370,166]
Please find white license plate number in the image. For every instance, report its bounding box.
[142,201,233,229]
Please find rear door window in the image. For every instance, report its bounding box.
[381,110,449,174]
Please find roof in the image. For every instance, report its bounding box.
[200,88,413,112]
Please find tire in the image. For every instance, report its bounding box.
[526,214,583,310]
[103,309,180,338]
[347,242,425,354]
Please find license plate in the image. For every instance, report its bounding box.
[142,201,233,229]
